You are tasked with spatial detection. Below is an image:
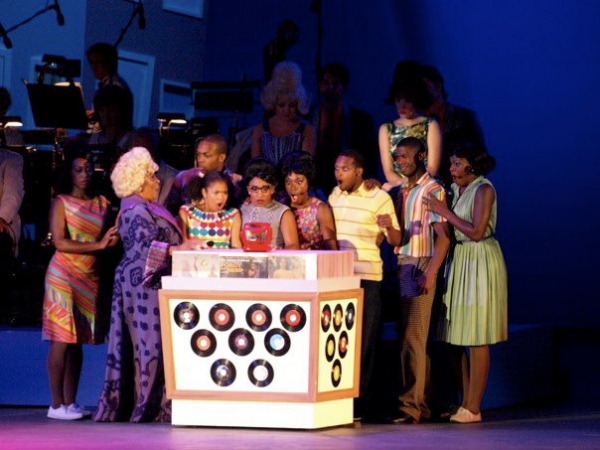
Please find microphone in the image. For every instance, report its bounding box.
[53,0,65,26]
[137,3,146,30]
[0,22,12,49]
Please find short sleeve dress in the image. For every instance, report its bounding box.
[240,200,290,249]
[437,176,508,346]
[386,118,431,176]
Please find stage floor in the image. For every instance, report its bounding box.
[1,399,600,449]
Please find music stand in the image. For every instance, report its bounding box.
[26,83,88,130]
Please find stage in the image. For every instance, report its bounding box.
[1,400,599,449]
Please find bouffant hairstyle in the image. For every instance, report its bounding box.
[278,151,316,187]
[243,157,278,187]
[110,147,158,198]
[386,60,433,112]
[260,61,311,115]
[450,142,496,176]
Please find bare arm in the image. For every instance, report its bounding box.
[376,213,402,247]
[378,123,405,189]
[301,123,317,155]
[178,207,188,241]
[426,119,442,177]
[317,202,338,250]
[417,221,451,295]
[50,197,118,254]
[425,184,495,242]
[230,211,242,248]
[280,209,299,249]
[250,124,264,158]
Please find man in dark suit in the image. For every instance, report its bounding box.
[312,63,378,196]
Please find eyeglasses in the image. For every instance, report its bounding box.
[248,185,272,193]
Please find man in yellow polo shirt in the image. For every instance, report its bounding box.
[329,149,401,421]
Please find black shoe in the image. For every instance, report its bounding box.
[387,411,418,424]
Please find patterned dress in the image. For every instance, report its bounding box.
[386,118,431,176]
[438,176,508,346]
[240,200,290,249]
[179,205,239,248]
[293,197,325,250]
[261,119,306,166]
[42,195,110,344]
[94,195,182,423]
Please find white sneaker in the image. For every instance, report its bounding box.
[449,406,482,424]
[47,405,83,420]
[67,403,92,417]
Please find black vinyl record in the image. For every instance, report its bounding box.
[338,331,349,358]
[325,333,336,362]
[229,328,255,356]
[246,303,272,331]
[190,329,217,357]
[280,304,306,332]
[248,359,274,387]
[173,302,200,330]
[345,302,356,330]
[264,328,291,356]
[321,304,332,333]
[333,304,343,332]
[211,359,236,387]
[331,359,342,387]
[209,303,235,331]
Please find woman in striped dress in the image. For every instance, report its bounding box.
[42,147,119,420]
[251,61,316,166]
[424,142,507,424]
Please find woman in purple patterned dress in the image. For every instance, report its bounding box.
[279,151,337,250]
[94,147,185,423]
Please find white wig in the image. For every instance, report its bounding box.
[110,146,159,198]
[260,61,311,115]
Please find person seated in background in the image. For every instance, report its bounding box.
[0,123,25,322]
[379,60,442,192]
[312,63,378,195]
[278,151,337,250]
[178,171,242,249]
[119,127,178,207]
[168,134,242,214]
[421,64,486,188]
[240,157,299,250]
[251,61,316,166]
[86,42,131,93]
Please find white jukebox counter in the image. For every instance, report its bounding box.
[158,249,363,429]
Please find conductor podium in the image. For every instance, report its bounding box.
[159,249,363,429]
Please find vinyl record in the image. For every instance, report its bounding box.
[338,331,349,358]
[246,303,272,331]
[320,304,332,333]
[280,304,306,332]
[248,359,274,387]
[325,333,336,362]
[190,329,217,357]
[345,302,356,330]
[264,328,291,356]
[210,358,236,387]
[331,359,342,387]
[333,304,343,332]
[228,328,255,356]
[209,303,235,331]
[173,302,200,330]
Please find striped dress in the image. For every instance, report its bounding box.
[42,195,110,344]
[438,176,508,346]
[261,119,306,166]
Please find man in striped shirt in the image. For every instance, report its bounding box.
[389,137,450,424]
[329,149,401,421]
